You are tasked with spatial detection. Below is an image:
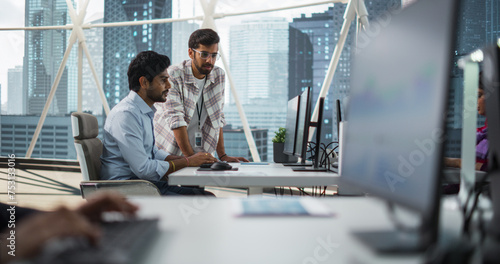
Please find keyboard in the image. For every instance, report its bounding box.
[36,219,160,264]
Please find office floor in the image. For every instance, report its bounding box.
[0,168,337,211]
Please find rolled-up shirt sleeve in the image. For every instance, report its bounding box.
[165,75,187,130]
[154,146,169,161]
[109,111,170,181]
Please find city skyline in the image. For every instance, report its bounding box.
[0,0,332,105]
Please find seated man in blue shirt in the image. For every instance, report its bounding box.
[100,51,217,195]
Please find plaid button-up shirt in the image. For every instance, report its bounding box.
[153,60,226,156]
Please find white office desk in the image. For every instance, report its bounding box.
[168,163,339,195]
[130,196,462,264]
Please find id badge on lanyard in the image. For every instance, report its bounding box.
[195,131,202,148]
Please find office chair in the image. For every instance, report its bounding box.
[71,112,161,198]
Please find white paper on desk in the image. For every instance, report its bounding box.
[232,198,334,217]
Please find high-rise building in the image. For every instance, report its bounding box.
[81,15,104,115]
[289,1,401,145]
[171,21,199,65]
[486,0,500,44]
[222,125,268,162]
[103,0,172,108]
[288,26,313,100]
[0,115,77,159]
[24,0,76,116]
[7,65,24,115]
[227,17,289,161]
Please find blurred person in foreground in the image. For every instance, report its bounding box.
[0,192,138,263]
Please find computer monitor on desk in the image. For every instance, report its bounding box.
[283,89,312,167]
[284,95,299,157]
[292,87,327,172]
[340,0,458,252]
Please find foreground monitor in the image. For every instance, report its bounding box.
[482,41,500,240]
[340,0,458,252]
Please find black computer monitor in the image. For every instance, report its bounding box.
[292,91,327,172]
[482,42,500,239]
[340,0,458,252]
[284,95,300,156]
[294,87,312,161]
[336,99,342,142]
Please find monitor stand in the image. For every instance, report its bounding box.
[352,202,437,253]
[292,166,328,172]
[283,161,313,167]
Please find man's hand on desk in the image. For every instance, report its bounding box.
[220,155,249,163]
[188,152,218,167]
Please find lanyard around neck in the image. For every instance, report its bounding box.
[196,86,205,130]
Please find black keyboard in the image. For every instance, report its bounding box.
[36,219,160,264]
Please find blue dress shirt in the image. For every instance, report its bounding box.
[101,91,170,181]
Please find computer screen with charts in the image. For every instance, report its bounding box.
[340,0,458,252]
[284,95,300,156]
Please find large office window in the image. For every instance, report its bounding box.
[0,0,497,162]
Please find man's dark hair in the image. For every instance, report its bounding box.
[127,51,170,92]
[188,28,220,49]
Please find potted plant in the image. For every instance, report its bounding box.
[272,127,297,163]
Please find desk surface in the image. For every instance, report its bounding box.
[168,163,339,188]
[130,196,462,264]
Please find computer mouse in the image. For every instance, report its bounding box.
[210,161,232,170]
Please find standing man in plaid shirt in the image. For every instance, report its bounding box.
[154,29,249,162]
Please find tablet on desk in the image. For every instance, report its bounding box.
[233,198,334,217]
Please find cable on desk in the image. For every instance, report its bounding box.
[296,187,311,196]
[462,172,490,236]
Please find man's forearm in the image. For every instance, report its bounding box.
[216,127,225,158]
[173,126,195,156]
[165,155,183,161]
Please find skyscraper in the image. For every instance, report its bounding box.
[24,0,76,116]
[226,17,289,161]
[486,0,500,44]
[288,26,313,100]
[81,15,104,115]
[103,0,172,108]
[7,65,24,115]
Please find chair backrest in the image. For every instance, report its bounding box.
[71,112,102,181]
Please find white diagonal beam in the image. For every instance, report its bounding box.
[308,0,369,143]
[66,0,111,114]
[26,0,88,158]
[26,31,78,157]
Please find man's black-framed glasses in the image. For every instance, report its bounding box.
[192,48,220,61]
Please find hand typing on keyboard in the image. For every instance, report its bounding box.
[0,192,139,264]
